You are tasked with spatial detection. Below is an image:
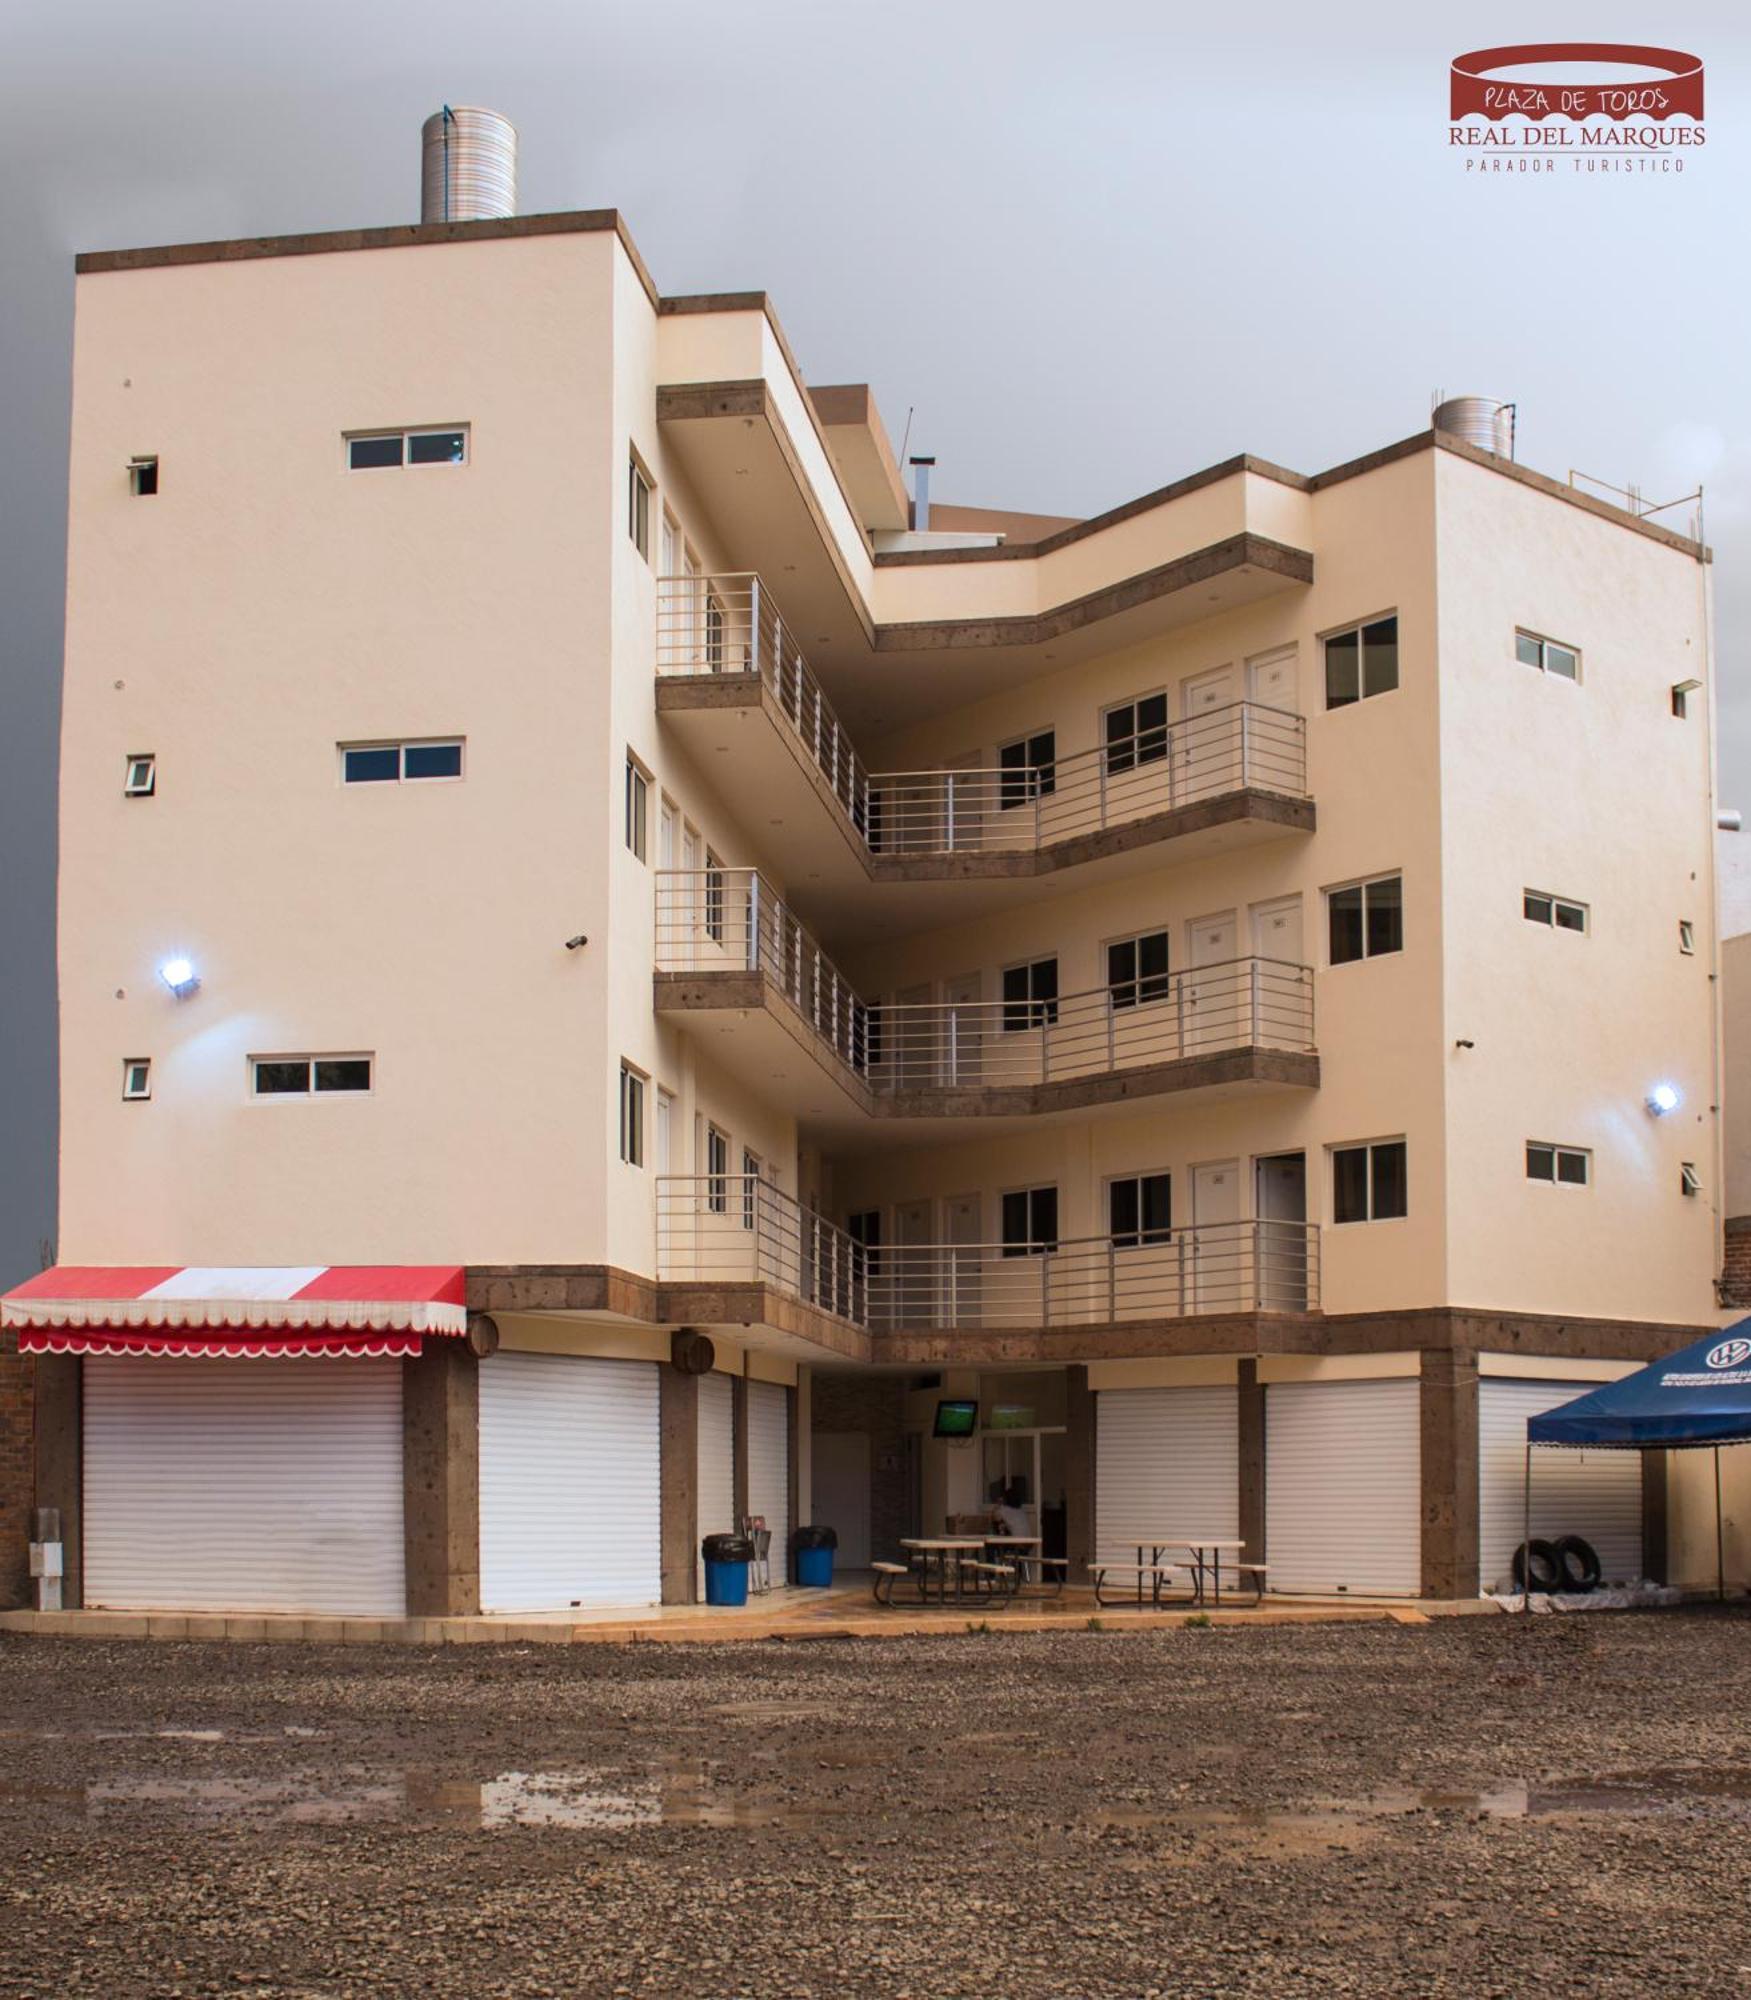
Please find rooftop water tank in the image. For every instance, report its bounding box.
[421,106,517,223]
[1432,396,1515,459]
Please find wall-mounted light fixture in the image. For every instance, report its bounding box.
[1646,1082,1681,1117]
[564,934,589,952]
[157,957,199,998]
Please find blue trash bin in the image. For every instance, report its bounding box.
[703,1533,753,1607]
[791,1524,838,1588]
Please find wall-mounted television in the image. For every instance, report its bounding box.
[933,1398,979,1439]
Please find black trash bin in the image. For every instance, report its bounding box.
[791,1524,838,1589]
[702,1533,755,1606]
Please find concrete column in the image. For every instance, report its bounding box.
[34,1356,82,1611]
[402,1343,479,1618]
[658,1365,699,1605]
[1237,1359,1266,1566]
[1419,1347,1479,1600]
[1064,1364,1094,1577]
[1641,1449,1669,1584]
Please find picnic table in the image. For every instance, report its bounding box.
[981,1535,1068,1598]
[873,1537,1017,1607]
[1089,1537,1262,1609]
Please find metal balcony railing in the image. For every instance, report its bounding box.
[655,572,1308,861]
[657,868,1314,1093]
[654,1182,1319,1327]
[657,1174,869,1326]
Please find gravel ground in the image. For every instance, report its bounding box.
[1,1610,1749,1997]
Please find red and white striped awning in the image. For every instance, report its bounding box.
[0,1266,468,1358]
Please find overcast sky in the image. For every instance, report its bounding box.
[1,1,1745,1287]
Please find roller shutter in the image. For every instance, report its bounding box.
[747,1380,791,1584]
[83,1356,405,1615]
[479,1353,661,1612]
[1095,1386,1239,1567]
[696,1372,736,1597]
[1478,1379,1642,1592]
[1265,1379,1421,1595]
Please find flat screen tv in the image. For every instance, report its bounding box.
[933,1398,979,1439]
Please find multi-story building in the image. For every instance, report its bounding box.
[3,117,1729,1617]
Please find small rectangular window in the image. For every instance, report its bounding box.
[1679,920,1696,955]
[619,1064,646,1167]
[1523,889,1588,933]
[629,456,652,558]
[348,434,404,469]
[128,455,159,497]
[406,429,466,465]
[122,1059,152,1101]
[251,1055,372,1096]
[1107,932,1171,1009]
[313,1058,372,1093]
[1333,1140,1407,1223]
[1516,629,1580,682]
[1527,1142,1589,1187]
[998,731,1056,810]
[1681,1161,1701,1197]
[347,428,466,471]
[1328,875,1402,964]
[1000,1186,1059,1257]
[1002,957,1060,1032]
[1102,693,1169,776]
[625,756,649,861]
[1672,681,1701,720]
[342,740,464,784]
[1108,1173,1172,1247]
[123,754,156,798]
[400,742,463,780]
[1324,615,1398,709]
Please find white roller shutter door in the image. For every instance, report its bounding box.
[479,1353,661,1612]
[84,1357,405,1616]
[696,1372,736,1597]
[1478,1379,1642,1592]
[1095,1386,1239,1566]
[1266,1379,1421,1595]
[747,1380,791,1584]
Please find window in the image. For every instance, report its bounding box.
[251,1055,373,1096]
[1526,1142,1589,1187]
[619,1064,646,1167]
[1324,615,1398,708]
[1327,875,1402,964]
[1516,629,1579,682]
[1108,1173,1171,1247]
[341,739,463,784]
[1107,931,1170,1010]
[704,588,726,672]
[1103,693,1169,775]
[123,753,156,798]
[1679,920,1696,956]
[660,512,680,579]
[1002,957,1059,1032]
[1332,1140,1407,1223]
[847,1209,883,1278]
[122,1058,152,1101]
[742,1148,761,1230]
[628,455,652,558]
[704,850,725,944]
[706,1125,730,1214]
[1681,1162,1701,1198]
[998,731,1056,810]
[1672,680,1701,720]
[346,428,467,470]
[128,454,158,497]
[1000,1186,1059,1257]
[625,756,649,861]
[1523,890,1587,933]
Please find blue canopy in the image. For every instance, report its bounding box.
[1528,1322,1751,1449]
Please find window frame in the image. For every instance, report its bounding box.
[1105,929,1171,1010]
[340,738,465,786]
[121,1058,152,1102]
[1525,1141,1590,1188]
[619,1062,646,1168]
[249,1054,375,1098]
[344,426,468,471]
[1326,873,1403,966]
[997,730,1057,811]
[1001,956,1060,1033]
[628,453,653,560]
[123,753,157,799]
[1679,920,1696,956]
[1000,1184,1060,1258]
[625,754,650,861]
[1515,628,1580,683]
[1322,613,1399,710]
[705,1123,730,1215]
[847,1209,883,1278]
[1522,889,1588,934]
[1101,691,1169,777]
[1107,1171,1172,1248]
[128,455,159,497]
[704,849,726,944]
[1331,1138,1408,1224]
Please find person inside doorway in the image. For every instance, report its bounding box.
[993,1478,1032,1539]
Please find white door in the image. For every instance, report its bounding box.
[1477,1379,1643,1593]
[1249,897,1304,1049]
[1180,664,1239,800]
[83,1357,405,1616]
[479,1353,662,1611]
[1254,1153,1308,1311]
[812,1432,871,1567]
[1266,1379,1421,1595]
[1247,646,1297,711]
[696,1371,736,1598]
[654,1088,673,1176]
[1095,1386,1239,1567]
[945,1192,983,1327]
[747,1380,791,1582]
[1250,897,1303,967]
[1190,1159,1241,1312]
[1184,912,1238,1055]
[943,973,982,1085]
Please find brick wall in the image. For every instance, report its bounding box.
[810,1371,911,1563]
[0,1336,33,1608]
[1723,1217,1751,1310]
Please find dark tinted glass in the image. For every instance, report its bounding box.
[314,1059,372,1093]
[1556,1150,1588,1186]
[1362,617,1399,697]
[408,430,465,465]
[1365,877,1403,957]
[348,435,403,469]
[1554,901,1585,933]
[1107,938,1138,1006]
[1371,1141,1408,1219]
[1137,693,1169,764]
[1333,1145,1369,1223]
[1029,731,1056,799]
[1002,964,1030,1032]
[403,742,462,780]
[254,1060,310,1095]
[1030,1187,1059,1252]
[1516,632,1543,669]
[1140,1173,1172,1242]
[1137,931,1170,1000]
[998,737,1029,811]
[1523,892,1552,924]
[1109,1179,1140,1242]
[1526,1144,1555,1181]
[1001,1189,1030,1253]
[344,747,400,784]
[133,460,158,496]
[1104,706,1136,775]
[1325,628,1360,708]
[1329,886,1364,965]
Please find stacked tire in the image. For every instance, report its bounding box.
[1512,1535,1602,1594]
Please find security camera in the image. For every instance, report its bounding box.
[564,934,588,951]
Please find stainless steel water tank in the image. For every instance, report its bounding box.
[1432,396,1514,458]
[421,106,517,223]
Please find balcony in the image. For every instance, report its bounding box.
[654,574,1314,920]
[656,1175,1319,1333]
[654,867,1318,1131]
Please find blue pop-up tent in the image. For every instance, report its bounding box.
[1518,1322,1751,1603]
